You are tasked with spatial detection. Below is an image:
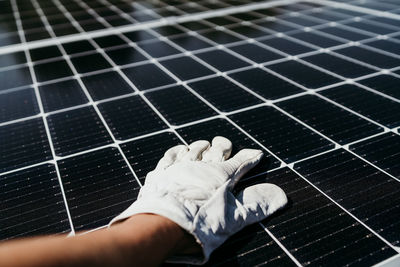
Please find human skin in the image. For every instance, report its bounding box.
[0,214,201,267]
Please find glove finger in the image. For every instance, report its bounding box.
[236,183,287,224]
[223,149,263,187]
[202,136,232,163]
[181,140,210,161]
[155,144,188,170]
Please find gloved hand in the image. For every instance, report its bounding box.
[109,136,287,264]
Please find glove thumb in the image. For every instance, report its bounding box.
[236,183,288,224]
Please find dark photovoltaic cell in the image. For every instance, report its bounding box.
[205,224,295,266]
[358,74,400,100]
[244,167,397,266]
[58,147,140,231]
[0,66,32,91]
[200,29,242,44]
[318,25,372,41]
[228,25,270,39]
[70,53,112,74]
[30,45,62,61]
[81,71,134,101]
[98,95,168,140]
[229,43,284,63]
[195,49,250,72]
[294,149,400,245]
[268,60,342,89]
[0,88,39,123]
[276,94,383,144]
[47,106,113,156]
[350,132,400,179]
[179,21,211,31]
[105,46,147,66]
[160,55,215,80]
[1,0,400,265]
[145,85,217,125]
[39,79,88,112]
[279,15,322,27]
[170,35,213,51]
[138,40,181,58]
[289,31,345,48]
[230,106,334,163]
[334,46,400,69]
[320,84,400,128]
[123,63,176,91]
[364,39,400,56]
[344,21,397,35]
[260,36,314,55]
[62,40,95,55]
[152,25,185,36]
[121,31,152,42]
[0,51,26,68]
[229,67,304,99]
[0,164,70,240]
[94,35,126,48]
[254,19,298,33]
[205,16,237,26]
[120,132,182,183]
[301,52,376,78]
[0,118,52,173]
[34,59,73,82]
[189,76,262,112]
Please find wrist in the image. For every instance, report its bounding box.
[120,214,201,257]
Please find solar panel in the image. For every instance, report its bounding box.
[1,0,400,266]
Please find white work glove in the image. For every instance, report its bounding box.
[109,136,287,265]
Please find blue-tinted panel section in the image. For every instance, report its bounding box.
[350,133,400,179]
[0,67,32,91]
[0,164,70,240]
[320,84,400,128]
[243,167,397,266]
[294,149,400,245]
[230,67,304,99]
[82,71,134,101]
[0,88,39,123]
[276,95,383,144]
[268,60,341,89]
[145,85,217,125]
[39,79,88,112]
[0,118,52,173]
[98,96,167,140]
[47,106,113,156]
[58,147,140,231]
[189,76,262,112]
[229,106,334,163]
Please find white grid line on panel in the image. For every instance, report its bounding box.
[1,6,399,174]
[46,1,306,263]
[1,1,400,258]
[9,0,76,235]
[310,0,400,20]
[115,16,400,252]
[0,0,302,55]
[32,0,145,194]
[127,12,400,252]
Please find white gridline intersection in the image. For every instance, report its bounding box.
[1,0,400,266]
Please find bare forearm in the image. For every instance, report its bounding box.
[0,214,185,267]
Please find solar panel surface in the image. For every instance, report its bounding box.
[0,0,400,266]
